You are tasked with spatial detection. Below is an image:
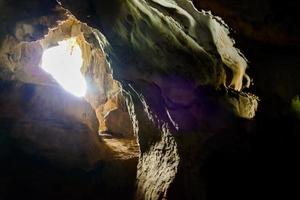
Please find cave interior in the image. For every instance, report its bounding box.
[0,0,299,200]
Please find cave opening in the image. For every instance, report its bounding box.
[41,37,87,97]
[37,14,139,159]
[0,8,140,170]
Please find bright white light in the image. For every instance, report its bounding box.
[41,37,87,97]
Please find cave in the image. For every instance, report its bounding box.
[0,1,299,200]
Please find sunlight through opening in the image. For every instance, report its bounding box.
[41,37,86,97]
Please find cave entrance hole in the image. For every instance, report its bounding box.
[36,15,139,158]
[41,37,86,97]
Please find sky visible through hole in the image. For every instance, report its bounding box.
[41,37,87,97]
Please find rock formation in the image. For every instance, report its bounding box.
[56,1,257,199]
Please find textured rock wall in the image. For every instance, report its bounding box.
[60,0,251,90]
[124,84,180,199]
[59,0,258,199]
[123,80,257,199]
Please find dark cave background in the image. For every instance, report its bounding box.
[195,1,300,199]
[0,0,300,199]
[204,42,300,199]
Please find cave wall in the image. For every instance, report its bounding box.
[57,1,257,199]
[62,0,250,91]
